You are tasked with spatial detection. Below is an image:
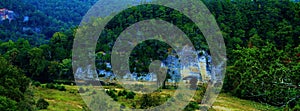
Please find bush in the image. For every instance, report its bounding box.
[118,90,127,96]
[46,83,55,89]
[69,90,77,94]
[290,99,300,111]
[140,94,161,109]
[53,80,75,85]
[293,105,300,111]
[92,90,97,95]
[155,88,162,92]
[45,83,66,91]
[106,89,118,101]
[131,102,136,108]
[57,85,66,91]
[18,100,35,111]
[79,87,85,93]
[126,91,135,99]
[32,81,41,87]
[36,98,49,110]
[120,103,126,109]
[184,101,199,111]
[113,97,118,101]
[106,90,117,98]
[0,96,17,110]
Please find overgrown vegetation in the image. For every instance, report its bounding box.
[36,98,49,110]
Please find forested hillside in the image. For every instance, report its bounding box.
[204,1,300,108]
[0,0,299,110]
[22,0,98,28]
[0,0,67,45]
[0,0,148,45]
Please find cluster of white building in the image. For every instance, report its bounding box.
[0,8,14,22]
[75,48,213,84]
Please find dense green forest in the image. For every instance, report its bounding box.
[0,0,299,110]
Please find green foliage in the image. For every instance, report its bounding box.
[293,105,300,111]
[0,0,299,109]
[32,81,41,87]
[85,88,90,92]
[92,90,97,95]
[118,90,127,96]
[224,42,300,106]
[0,96,18,111]
[0,56,30,101]
[140,94,163,109]
[45,83,66,91]
[125,91,136,99]
[23,0,99,28]
[105,89,118,101]
[36,98,49,110]
[57,85,66,91]
[79,87,85,93]
[46,83,55,89]
[0,0,64,45]
[0,29,75,82]
[0,56,34,110]
[183,101,199,111]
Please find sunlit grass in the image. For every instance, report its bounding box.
[32,84,279,111]
[212,93,279,111]
[32,85,87,111]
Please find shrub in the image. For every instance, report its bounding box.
[126,91,135,99]
[155,88,162,92]
[69,90,77,94]
[118,91,123,96]
[113,97,118,101]
[120,103,126,109]
[36,98,49,110]
[45,83,66,91]
[140,94,161,109]
[92,90,97,95]
[290,99,300,111]
[131,102,136,108]
[106,89,118,101]
[115,84,123,88]
[32,81,41,87]
[106,90,117,98]
[46,83,55,89]
[118,90,127,96]
[79,87,85,93]
[184,101,199,111]
[293,105,300,111]
[111,89,117,93]
[57,85,66,91]
[0,96,17,110]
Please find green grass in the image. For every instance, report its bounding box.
[32,84,279,111]
[33,85,87,111]
[212,93,279,111]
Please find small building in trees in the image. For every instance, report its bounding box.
[0,8,15,22]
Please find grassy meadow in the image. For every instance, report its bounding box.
[31,84,278,111]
